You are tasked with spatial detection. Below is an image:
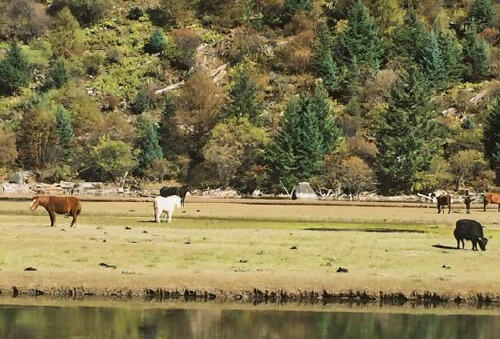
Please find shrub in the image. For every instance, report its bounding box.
[0,0,50,42]
[47,7,85,58]
[144,29,165,55]
[82,52,104,76]
[50,0,112,27]
[130,90,151,114]
[164,29,200,70]
[126,7,144,20]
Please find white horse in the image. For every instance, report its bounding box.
[153,195,182,223]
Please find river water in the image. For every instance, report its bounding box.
[0,303,499,339]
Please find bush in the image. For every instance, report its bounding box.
[50,0,112,27]
[0,0,50,42]
[164,29,200,70]
[130,90,151,114]
[126,7,144,20]
[82,52,104,76]
[144,29,165,55]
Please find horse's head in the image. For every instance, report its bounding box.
[30,196,40,210]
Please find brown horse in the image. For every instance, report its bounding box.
[483,192,500,212]
[30,196,82,227]
[430,193,451,214]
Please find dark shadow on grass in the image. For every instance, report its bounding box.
[432,244,459,250]
[305,228,426,233]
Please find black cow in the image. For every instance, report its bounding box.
[454,219,488,251]
[159,185,190,206]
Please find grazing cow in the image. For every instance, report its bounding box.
[454,219,488,251]
[430,193,451,214]
[483,192,500,212]
[153,195,182,223]
[30,196,82,227]
[160,185,190,206]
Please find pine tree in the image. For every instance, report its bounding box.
[420,30,445,88]
[463,22,491,82]
[467,0,496,31]
[55,106,74,155]
[159,94,183,158]
[484,98,500,184]
[144,29,165,54]
[135,116,163,176]
[0,43,31,96]
[375,64,442,194]
[47,59,68,90]
[332,0,383,69]
[436,28,465,85]
[265,84,340,191]
[281,0,312,25]
[222,71,262,125]
[312,22,340,96]
[391,9,427,62]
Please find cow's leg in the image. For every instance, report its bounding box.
[456,238,460,249]
[437,204,441,214]
[155,210,161,223]
[168,210,172,223]
[484,200,487,212]
[448,202,451,214]
[461,239,465,249]
[472,241,477,251]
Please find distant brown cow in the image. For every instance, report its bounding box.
[30,196,82,227]
[430,193,451,214]
[483,192,500,212]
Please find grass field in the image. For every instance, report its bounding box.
[0,199,499,300]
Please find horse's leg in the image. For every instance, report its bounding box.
[49,210,56,227]
[484,199,487,211]
[70,209,77,227]
[437,204,441,214]
[448,201,451,214]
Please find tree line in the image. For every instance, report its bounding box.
[0,0,499,195]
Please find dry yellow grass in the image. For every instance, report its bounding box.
[0,200,499,299]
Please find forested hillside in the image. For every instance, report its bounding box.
[0,0,499,195]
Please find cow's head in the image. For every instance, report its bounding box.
[30,196,40,210]
[478,237,488,251]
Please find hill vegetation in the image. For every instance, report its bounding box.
[0,0,499,195]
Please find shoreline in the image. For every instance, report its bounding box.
[1,285,499,308]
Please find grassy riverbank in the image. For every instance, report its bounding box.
[0,201,499,302]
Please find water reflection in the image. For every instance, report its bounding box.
[0,304,499,339]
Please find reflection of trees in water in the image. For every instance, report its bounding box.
[0,306,499,339]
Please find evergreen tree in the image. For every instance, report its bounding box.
[222,71,262,125]
[135,116,163,176]
[46,59,68,90]
[266,84,340,191]
[436,28,465,85]
[281,0,312,25]
[420,30,445,88]
[332,0,383,69]
[0,43,31,96]
[391,9,427,62]
[466,0,496,31]
[144,29,165,54]
[375,64,442,194]
[312,22,340,96]
[484,98,500,183]
[55,106,74,155]
[463,22,491,82]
